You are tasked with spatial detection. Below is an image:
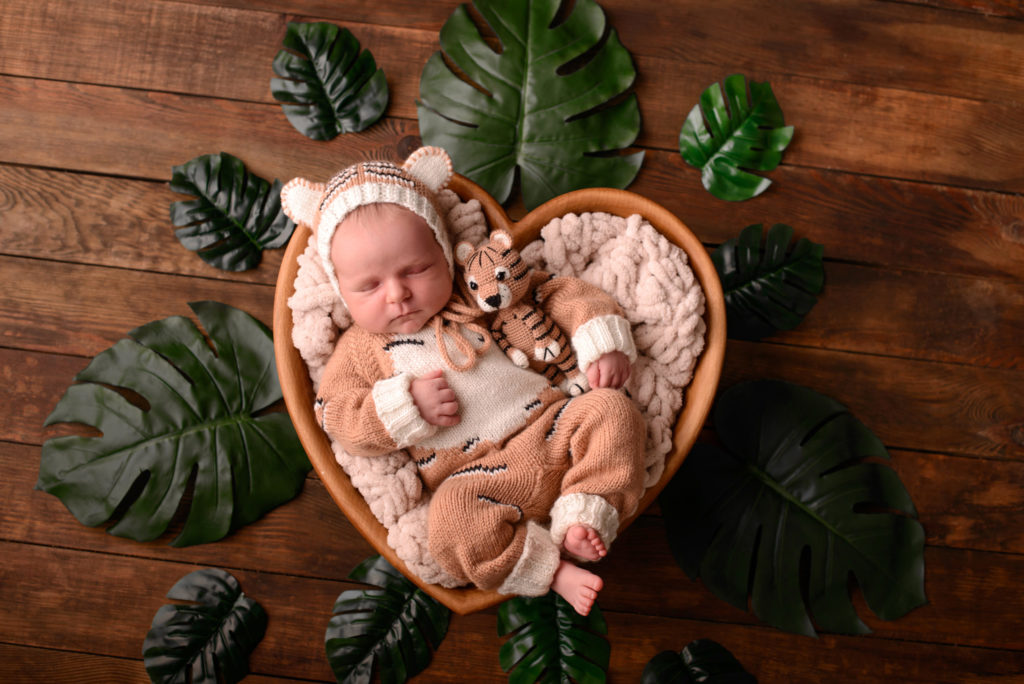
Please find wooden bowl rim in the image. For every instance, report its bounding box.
[272,174,726,615]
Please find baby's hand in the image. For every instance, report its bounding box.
[410,370,461,427]
[586,351,631,389]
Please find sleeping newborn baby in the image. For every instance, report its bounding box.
[281,146,646,616]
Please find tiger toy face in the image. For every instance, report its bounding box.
[455,231,531,313]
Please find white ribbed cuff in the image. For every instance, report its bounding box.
[572,314,637,372]
[371,373,437,449]
[497,521,561,597]
[549,493,620,551]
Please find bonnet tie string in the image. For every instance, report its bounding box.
[433,295,491,372]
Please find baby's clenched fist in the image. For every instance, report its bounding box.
[410,369,461,427]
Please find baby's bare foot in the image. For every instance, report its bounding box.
[563,524,607,561]
[551,560,604,616]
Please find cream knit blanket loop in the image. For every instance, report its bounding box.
[287,192,704,587]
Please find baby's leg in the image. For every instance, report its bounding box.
[546,389,647,555]
[562,524,607,561]
[428,454,560,596]
[551,560,603,616]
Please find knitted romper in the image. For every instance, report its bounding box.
[314,275,647,597]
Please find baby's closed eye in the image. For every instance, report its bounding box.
[405,263,433,276]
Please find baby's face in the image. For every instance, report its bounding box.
[331,204,452,334]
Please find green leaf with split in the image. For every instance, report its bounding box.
[661,380,926,637]
[679,74,794,201]
[642,639,756,683]
[325,555,450,684]
[271,21,389,140]
[169,153,295,271]
[418,0,643,210]
[498,592,610,683]
[143,568,267,684]
[713,223,824,340]
[37,301,310,547]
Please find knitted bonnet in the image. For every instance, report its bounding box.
[280,146,455,304]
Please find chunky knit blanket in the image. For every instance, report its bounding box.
[287,190,706,586]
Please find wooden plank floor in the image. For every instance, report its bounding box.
[2,0,1022,681]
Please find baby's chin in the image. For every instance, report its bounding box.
[388,313,429,334]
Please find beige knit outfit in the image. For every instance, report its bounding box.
[315,274,646,596]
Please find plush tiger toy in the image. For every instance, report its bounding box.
[455,230,588,396]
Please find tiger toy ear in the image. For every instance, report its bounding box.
[490,230,513,250]
[455,240,476,266]
[280,177,326,231]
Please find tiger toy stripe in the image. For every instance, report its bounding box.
[455,231,589,396]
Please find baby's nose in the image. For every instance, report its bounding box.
[386,280,410,303]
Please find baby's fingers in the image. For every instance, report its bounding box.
[607,364,629,389]
[432,401,461,426]
[420,369,445,382]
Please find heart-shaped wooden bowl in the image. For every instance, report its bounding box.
[273,174,726,615]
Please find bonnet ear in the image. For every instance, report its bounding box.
[402,146,454,193]
[280,177,326,231]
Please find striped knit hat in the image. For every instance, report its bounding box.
[281,146,455,303]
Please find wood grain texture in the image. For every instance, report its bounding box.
[5,161,1023,286]
[0,350,85,446]
[605,0,1024,101]
[0,643,312,683]
[1,443,371,581]
[3,0,1024,680]
[0,644,150,684]
[0,165,281,283]
[0,542,340,681]
[723,340,1024,461]
[775,261,1024,369]
[4,541,1024,682]
[78,0,1024,103]
[4,35,1024,195]
[899,0,1024,19]
[646,161,1024,282]
[0,256,274,357]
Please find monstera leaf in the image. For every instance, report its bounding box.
[37,301,310,547]
[169,153,295,271]
[271,22,389,140]
[679,74,794,201]
[325,555,450,684]
[642,639,755,684]
[661,381,926,637]
[712,223,824,340]
[418,0,643,210]
[498,592,610,683]
[143,568,267,684]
